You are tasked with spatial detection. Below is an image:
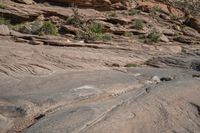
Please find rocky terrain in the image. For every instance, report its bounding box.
[0,0,200,133]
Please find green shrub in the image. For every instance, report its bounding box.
[152,6,163,13]
[121,11,127,15]
[86,31,103,41]
[0,17,10,25]
[149,9,157,16]
[85,32,106,41]
[12,24,25,31]
[133,19,144,30]
[80,23,104,41]
[170,14,178,20]
[38,21,58,35]
[87,23,112,41]
[0,3,7,9]
[149,6,163,17]
[128,8,140,16]
[124,31,133,37]
[66,7,82,27]
[88,23,104,34]
[76,23,112,42]
[147,29,161,43]
[108,12,117,17]
[66,16,81,26]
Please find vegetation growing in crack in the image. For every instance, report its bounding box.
[108,11,117,17]
[149,6,161,17]
[88,23,104,34]
[38,21,58,35]
[77,23,112,42]
[0,3,7,9]
[152,6,163,13]
[133,19,144,30]
[128,8,140,16]
[0,17,10,25]
[124,31,133,37]
[66,7,112,42]
[170,14,178,20]
[146,29,161,43]
[84,23,105,41]
[65,7,82,27]
[66,16,81,26]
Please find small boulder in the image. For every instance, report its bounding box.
[105,17,131,25]
[30,40,44,45]
[111,2,127,10]
[19,21,43,34]
[156,27,175,36]
[152,76,161,84]
[0,25,10,36]
[160,34,169,42]
[174,35,193,44]
[159,14,171,20]
[62,25,83,35]
[182,26,200,37]
[162,29,175,36]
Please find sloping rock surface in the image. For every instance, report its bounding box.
[0,0,200,133]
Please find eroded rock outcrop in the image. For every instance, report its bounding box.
[43,0,130,10]
[14,0,35,4]
[184,17,200,33]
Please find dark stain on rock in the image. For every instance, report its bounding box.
[0,105,26,117]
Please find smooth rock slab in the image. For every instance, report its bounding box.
[0,25,10,36]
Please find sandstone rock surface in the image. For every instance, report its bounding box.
[45,0,129,10]
[14,0,34,4]
[0,0,200,133]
